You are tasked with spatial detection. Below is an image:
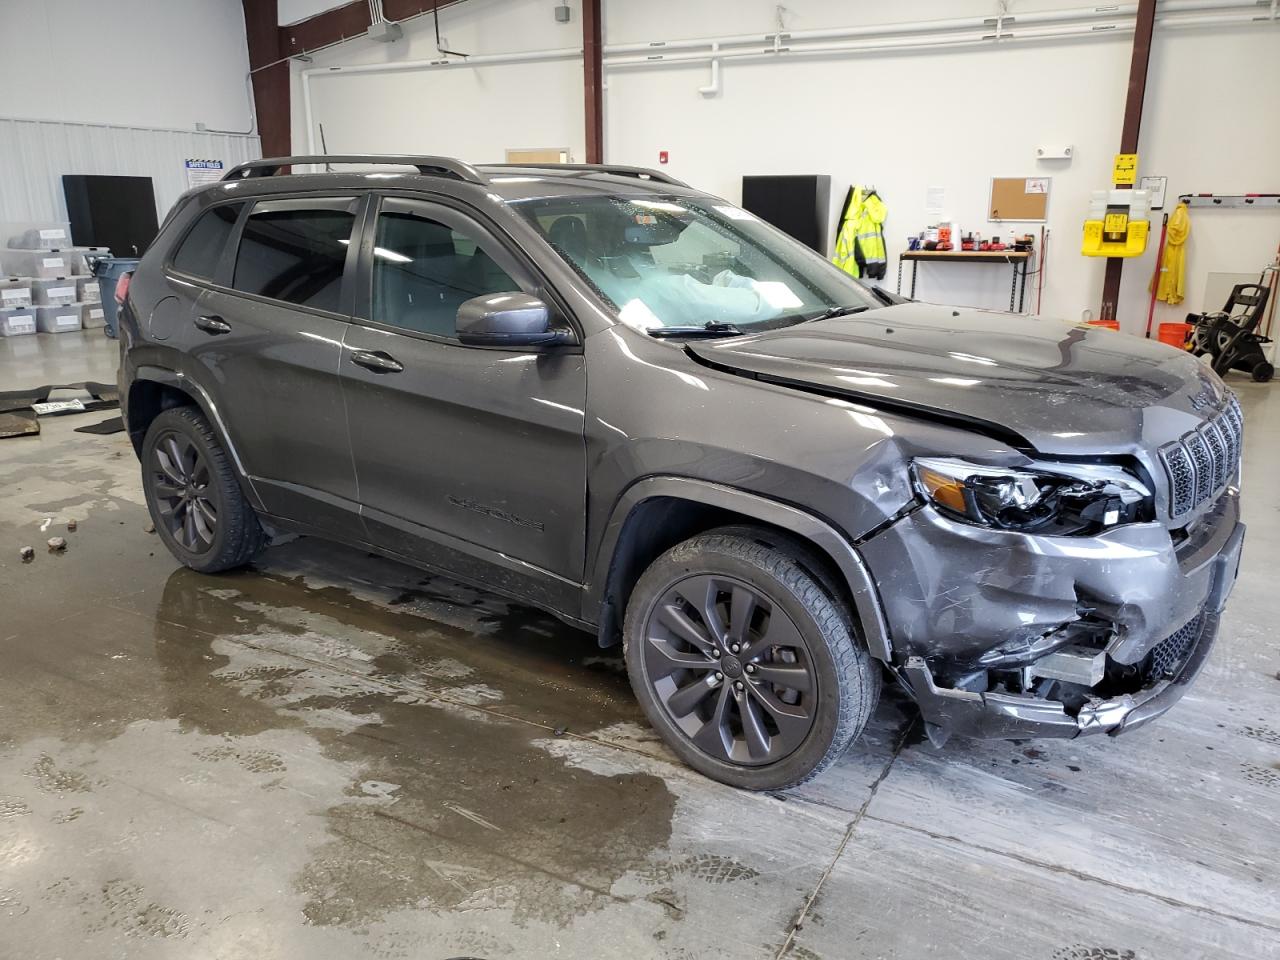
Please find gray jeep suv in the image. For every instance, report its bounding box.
[117,155,1245,789]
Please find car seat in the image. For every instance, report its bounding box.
[547,216,589,266]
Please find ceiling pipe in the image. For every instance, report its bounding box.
[601,0,1258,54]
[298,1,1273,154]
[698,42,721,96]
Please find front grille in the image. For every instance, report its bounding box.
[1159,394,1243,518]
[1147,612,1206,678]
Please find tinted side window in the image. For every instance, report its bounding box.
[372,209,522,339]
[232,199,357,312]
[171,203,242,279]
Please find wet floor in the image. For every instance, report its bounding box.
[1,332,1278,959]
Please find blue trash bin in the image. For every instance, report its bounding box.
[92,257,140,339]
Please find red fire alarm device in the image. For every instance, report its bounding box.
[658,150,669,164]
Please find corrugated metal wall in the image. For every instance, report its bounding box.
[0,117,261,225]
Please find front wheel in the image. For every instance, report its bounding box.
[623,528,880,790]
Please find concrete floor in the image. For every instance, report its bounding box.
[1,330,1278,960]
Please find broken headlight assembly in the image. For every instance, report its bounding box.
[912,457,1153,536]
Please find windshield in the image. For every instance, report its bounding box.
[510,194,879,333]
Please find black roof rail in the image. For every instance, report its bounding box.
[222,155,489,185]
[483,162,690,188]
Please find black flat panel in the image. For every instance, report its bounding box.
[741,174,831,256]
[62,175,160,257]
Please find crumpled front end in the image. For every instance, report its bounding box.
[858,484,1245,744]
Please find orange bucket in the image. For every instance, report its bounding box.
[1158,322,1191,348]
[1086,319,1121,331]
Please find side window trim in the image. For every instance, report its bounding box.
[224,193,369,318]
[356,195,540,344]
[163,200,247,286]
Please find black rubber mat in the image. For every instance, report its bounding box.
[73,415,125,435]
[0,381,118,414]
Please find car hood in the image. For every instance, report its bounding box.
[684,303,1227,455]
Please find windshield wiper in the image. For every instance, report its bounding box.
[648,321,744,338]
[800,305,872,323]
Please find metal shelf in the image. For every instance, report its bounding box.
[1177,194,1280,209]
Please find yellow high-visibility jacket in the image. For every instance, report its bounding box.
[1153,201,1190,305]
[833,186,887,280]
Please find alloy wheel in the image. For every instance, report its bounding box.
[641,574,818,766]
[150,431,217,553]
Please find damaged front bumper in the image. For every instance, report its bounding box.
[860,489,1245,743]
[902,608,1221,743]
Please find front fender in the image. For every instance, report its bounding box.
[584,476,892,662]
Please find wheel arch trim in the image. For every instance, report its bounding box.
[128,365,264,511]
[587,476,893,662]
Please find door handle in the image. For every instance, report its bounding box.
[350,349,404,374]
[194,314,231,335]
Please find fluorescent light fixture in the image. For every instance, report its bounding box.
[373,247,412,263]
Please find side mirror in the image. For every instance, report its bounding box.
[456,292,574,347]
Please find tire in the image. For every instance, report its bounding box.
[140,406,266,573]
[623,527,880,790]
[1253,362,1274,383]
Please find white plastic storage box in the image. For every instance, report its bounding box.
[35,304,82,333]
[76,277,101,303]
[9,225,71,250]
[1,278,33,309]
[81,302,106,328]
[32,278,78,306]
[0,307,37,337]
[6,250,73,279]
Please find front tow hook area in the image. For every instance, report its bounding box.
[902,610,1221,747]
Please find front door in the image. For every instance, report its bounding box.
[340,196,587,608]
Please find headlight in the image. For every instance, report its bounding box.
[912,457,1152,535]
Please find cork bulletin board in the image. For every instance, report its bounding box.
[989,176,1051,222]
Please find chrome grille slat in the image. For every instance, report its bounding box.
[1158,393,1243,520]
[1202,420,1227,489]
[1187,430,1214,503]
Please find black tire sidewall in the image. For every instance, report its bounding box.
[624,536,864,791]
[141,409,235,571]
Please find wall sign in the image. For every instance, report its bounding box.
[184,159,224,189]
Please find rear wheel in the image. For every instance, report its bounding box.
[624,528,879,790]
[141,407,266,573]
[1253,361,1274,383]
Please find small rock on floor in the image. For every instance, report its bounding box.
[47,537,67,552]
[19,546,34,562]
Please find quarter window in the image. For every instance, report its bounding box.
[171,203,242,279]
[232,198,357,312]
[372,208,522,339]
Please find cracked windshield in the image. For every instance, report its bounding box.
[513,195,877,333]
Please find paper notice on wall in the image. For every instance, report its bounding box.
[184,159,225,189]
[925,186,946,216]
[1025,177,1050,194]
[1139,176,1168,209]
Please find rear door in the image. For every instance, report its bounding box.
[180,194,365,534]
[340,195,587,608]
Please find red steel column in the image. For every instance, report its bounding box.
[583,0,604,163]
[1100,0,1157,322]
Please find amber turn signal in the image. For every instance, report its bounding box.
[915,466,968,514]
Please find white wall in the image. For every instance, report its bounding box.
[0,0,259,229]
[291,0,585,161]
[291,0,1280,330]
[0,0,254,133]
